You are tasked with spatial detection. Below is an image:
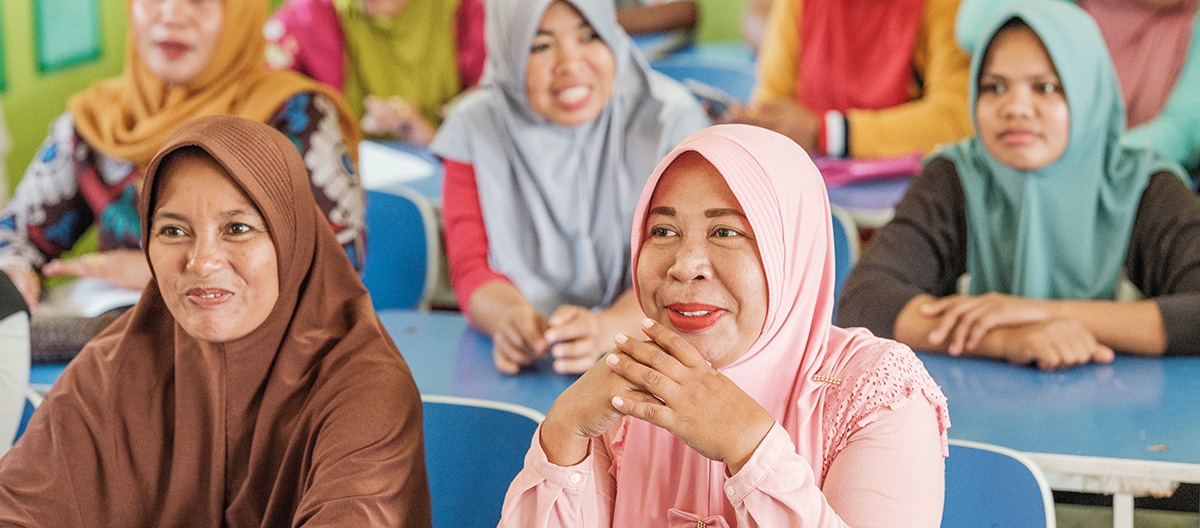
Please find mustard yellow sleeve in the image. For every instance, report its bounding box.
[845,0,973,158]
[752,0,801,104]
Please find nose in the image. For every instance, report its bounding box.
[666,236,712,283]
[1000,86,1035,119]
[553,40,585,75]
[186,235,226,277]
[157,0,189,23]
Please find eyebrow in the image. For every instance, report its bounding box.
[535,21,593,36]
[647,206,747,219]
[980,72,1060,82]
[152,209,261,222]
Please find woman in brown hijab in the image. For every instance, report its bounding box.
[0,115,432,527]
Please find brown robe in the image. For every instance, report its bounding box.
[0,115,432,527]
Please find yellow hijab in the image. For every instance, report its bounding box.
[69,0,361,169]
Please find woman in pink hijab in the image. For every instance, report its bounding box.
[499,124,950,526]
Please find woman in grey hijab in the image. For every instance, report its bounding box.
[431,0,708,375]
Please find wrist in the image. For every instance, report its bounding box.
[723,412,774,475]
[540,409,592,467]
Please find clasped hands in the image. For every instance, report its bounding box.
[919,293,1114,370]
[540,318,774,474]
[492,303,627,375]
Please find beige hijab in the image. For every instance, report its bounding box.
[69,0,361,168]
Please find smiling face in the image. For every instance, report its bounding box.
[524,1,616,127]
[636,153,768,369]
[149,150,279,343]
[131,0,224,86]
[975,23,1070,171]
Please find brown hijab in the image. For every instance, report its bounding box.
[0,115,431,527]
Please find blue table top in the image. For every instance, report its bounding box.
[918,352,1200,465]
[32,310,1199,468]
[379,310,575,414]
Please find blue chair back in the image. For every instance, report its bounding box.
[943,439,1056,528]
[363,187,439,310]
[422,395,543,528]
[830,205,858,321]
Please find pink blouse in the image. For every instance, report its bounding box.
[499,354,947,527]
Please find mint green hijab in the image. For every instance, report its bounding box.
[936,0,1186,300]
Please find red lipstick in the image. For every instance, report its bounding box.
[666,303,724,332]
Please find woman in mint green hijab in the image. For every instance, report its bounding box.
[838,0,1200,369]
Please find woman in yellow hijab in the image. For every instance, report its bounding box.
[0,0,365,309]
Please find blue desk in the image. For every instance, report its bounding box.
[379,310,574,415]
[919,352,1200,527]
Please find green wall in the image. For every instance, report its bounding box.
[2,0,128,195]
[696,0,745,43]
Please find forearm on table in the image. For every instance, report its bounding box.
[1048,299,1166,356]
[466,279,533,337]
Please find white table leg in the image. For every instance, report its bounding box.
[1111,493,1133,528]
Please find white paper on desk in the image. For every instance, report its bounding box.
[358,141,438,189]
[36,278,142,318]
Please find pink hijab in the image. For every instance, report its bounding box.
[1080,0,1198,127]
[609,124,948,524]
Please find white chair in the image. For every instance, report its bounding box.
[943,439,1057,528]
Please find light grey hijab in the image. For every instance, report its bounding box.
[431,0,708,313]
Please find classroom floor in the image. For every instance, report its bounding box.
[1056,505,1199,527]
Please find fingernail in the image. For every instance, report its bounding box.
[606,354,619,365]
[612,396,624,408]
[614,333,628,344]
[641,318,655,329]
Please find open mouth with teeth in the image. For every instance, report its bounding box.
[186,288,232,307]
[666,303,725,332]
[556,85,591,108]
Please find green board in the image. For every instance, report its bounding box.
[34,0,101,72]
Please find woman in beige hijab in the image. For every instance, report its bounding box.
[0,115,431,527]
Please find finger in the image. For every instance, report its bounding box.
[948,304,989,356]
[965,312,1003,351]
[549,339,602,361]
[497,327,537,365]
[1093,344,1115,364]
[545,307,589,344]
[552,355,598,375]
[614,332,687,382]
[611,394,674,432]
[637,318,707,368]
[493,347,521,375]
[919,295,957,316]
[605,351,677,401]
[40,258,91,278]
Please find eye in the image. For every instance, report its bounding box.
[226,222,255,236]
[1035,82,1062,94]
[583,29,602,44]
[648,225,677,238]
[979,82,1005,95]
[157,225,186,238]
[712,227,744,238]
[530,42,551,54]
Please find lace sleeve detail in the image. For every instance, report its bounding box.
[820,342,950,480]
